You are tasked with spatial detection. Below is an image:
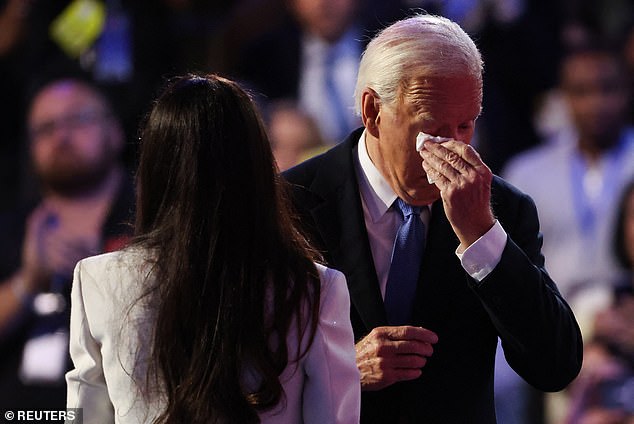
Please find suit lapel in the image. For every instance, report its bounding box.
[308,133,387,330]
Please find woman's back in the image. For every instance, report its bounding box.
[67,248,359,423]
[66,74,360,423]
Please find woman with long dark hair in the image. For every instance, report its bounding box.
[65,74,360,423]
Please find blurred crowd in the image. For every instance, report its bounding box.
[1,0,634,423]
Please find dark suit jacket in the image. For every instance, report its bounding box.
[283,128,583,423]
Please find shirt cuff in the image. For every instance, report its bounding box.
[455,220,507,282]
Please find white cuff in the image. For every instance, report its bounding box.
[455,220,507,282]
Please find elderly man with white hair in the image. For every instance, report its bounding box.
[284,14,582,423]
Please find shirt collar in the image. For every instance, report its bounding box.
[355,130,398,223]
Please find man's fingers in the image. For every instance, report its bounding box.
[420,144,467,179]
[378,339,435,357]
[391,353,429,369]
[421,139,487,176]
[357,326,437,390]
[392,368,423,382]
[422,161,447,187]
[437,140,484,167]
[461,143,485,168]
[379,325,439,344]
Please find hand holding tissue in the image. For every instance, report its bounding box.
[416,132,452,184]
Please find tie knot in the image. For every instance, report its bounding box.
[395,198,422,218]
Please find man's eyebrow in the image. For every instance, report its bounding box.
[413,109,435,123]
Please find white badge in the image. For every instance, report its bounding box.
[19,330,69,384]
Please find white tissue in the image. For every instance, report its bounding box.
[417,132,452,184]
[415,132,452,152]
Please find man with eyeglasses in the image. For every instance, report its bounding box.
[0,77,134,412]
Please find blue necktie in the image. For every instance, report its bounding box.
[384,199,426,325]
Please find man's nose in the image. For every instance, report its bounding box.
[48,125,74,146]
[436,126,459,140]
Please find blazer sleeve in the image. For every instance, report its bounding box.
[475,189,583,391]
[66,260,115,423]
[302,267,360,423]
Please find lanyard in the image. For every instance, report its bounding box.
[569,131,631,238]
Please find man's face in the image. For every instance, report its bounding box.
[562,52,629,145]
[372,76,481,205]
[28,82,122,195]
[290,0,357,42]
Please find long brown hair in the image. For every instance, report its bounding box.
[133,74,321,423]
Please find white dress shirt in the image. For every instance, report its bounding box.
[353,130,507,298]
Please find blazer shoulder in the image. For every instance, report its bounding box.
[492,174,535,207]
[491,175,543,249]
[283,151,325,187]
[75,248,151,299]
[77,249,146,277]
[315,263,346,291]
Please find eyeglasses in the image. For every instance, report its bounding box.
[29,110,109,141]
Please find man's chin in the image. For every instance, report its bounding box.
[40,168,108,197]
[408,184,440,206]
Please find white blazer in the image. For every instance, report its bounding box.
[66,249,360,423]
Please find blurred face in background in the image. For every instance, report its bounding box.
[561,52,630,148]
[268,103,324,171]
[28,81,123,195]
[289,0,357,43]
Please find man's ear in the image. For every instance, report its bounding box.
[361,89,381,138]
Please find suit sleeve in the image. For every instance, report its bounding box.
[66,260,115,423]
[474,190,583,391]
[302,267,361,423]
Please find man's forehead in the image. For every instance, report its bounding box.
[38,80,104,104]
[403,75,481,97]
[31,84,105,117]
[400,77,482,116]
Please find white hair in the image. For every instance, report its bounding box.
[353,14,483,115]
